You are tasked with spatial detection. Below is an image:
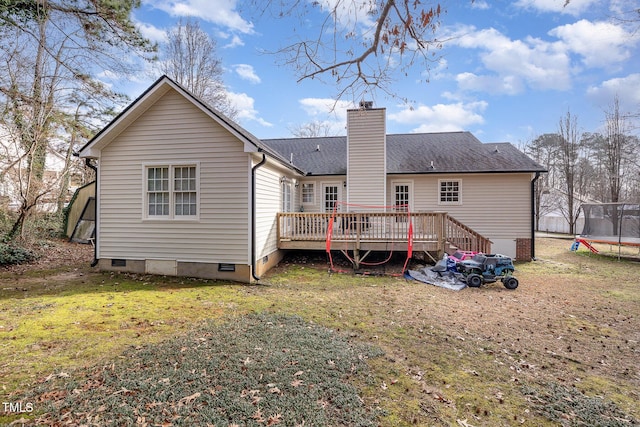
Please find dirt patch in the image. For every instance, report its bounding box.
[264,238,640,424]
[1,239,93,279]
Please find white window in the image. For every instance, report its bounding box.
[145,164,198,219]
[302,183,314,204]
[282,181,292,212]
[173,166,197,216]
[439,179,461,204]
[147,167,169,216]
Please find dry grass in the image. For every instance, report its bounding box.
[1,237,638,426]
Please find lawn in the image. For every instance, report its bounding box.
[1,237,638,426]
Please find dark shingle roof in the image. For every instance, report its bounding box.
[263,132,545,175]
[262,136,347,175]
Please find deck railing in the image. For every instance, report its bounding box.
[445,215,492,254]
[277,212,491,255]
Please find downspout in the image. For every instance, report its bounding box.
[85,158,99,267]
[251,153,267,281]
[531,172,541,261]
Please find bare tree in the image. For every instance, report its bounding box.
[603,96,635,203]
[0,1,154,240]
[289,120,337,138]
[255,0,448,102]
[557,110,583,235]
[160,18,237,120]
[525,133,560,230]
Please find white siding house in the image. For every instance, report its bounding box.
[79,76,545,282]
[79,76,301,282]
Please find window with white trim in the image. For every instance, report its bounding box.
[145,164,198,219]
[439,179,461,204]
[281,181,292,212]
[302,183,314,204]
[147,167,169,216]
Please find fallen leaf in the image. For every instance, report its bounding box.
[252,409,265,423]
[291,379,304,387]
[267,413,282,425]
[179,392,201,406]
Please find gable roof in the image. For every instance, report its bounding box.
[77,75,302,173]
[263,131,546,175]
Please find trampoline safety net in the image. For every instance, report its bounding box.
[580,203,640,245]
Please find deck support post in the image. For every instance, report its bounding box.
[353,248,360,269]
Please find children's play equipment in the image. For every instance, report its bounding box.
[573,203,640,257]
[456,253,519,289]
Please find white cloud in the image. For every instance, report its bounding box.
[135,21,168,43]
[586,73,640,109]
[299,98,354,119]
[549,20,637,68]
[233,64,261,84]
[314,0,376,30]
[609,0,640,17]
[298,98,354,134]
[471,0,490,10]
[448,26,572,91]
[146,0,254,34]
[223,34,244,49]
[456,72,525,95]
[227,92,272,127]
[388,101,488,133]
[514,0,600,16]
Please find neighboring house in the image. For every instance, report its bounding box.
[78,76,546,283]
[537,187,594,235]
[0,143,83,213]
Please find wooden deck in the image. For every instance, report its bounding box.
[277,212,491,258]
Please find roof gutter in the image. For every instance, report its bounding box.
[531,172,541,261]
[251,153,267,281]
[84,158,99,267]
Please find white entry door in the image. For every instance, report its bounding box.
[322,183,341,212]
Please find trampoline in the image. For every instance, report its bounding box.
[574,203,640,256]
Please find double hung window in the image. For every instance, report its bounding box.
[145,164,198,219]
[302,183,314,204]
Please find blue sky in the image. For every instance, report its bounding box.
[120,0,640,145]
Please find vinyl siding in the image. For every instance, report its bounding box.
[255,162,284,258]
[97,88,250,264]
[347,108,386,207]
[388,172,533,240]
